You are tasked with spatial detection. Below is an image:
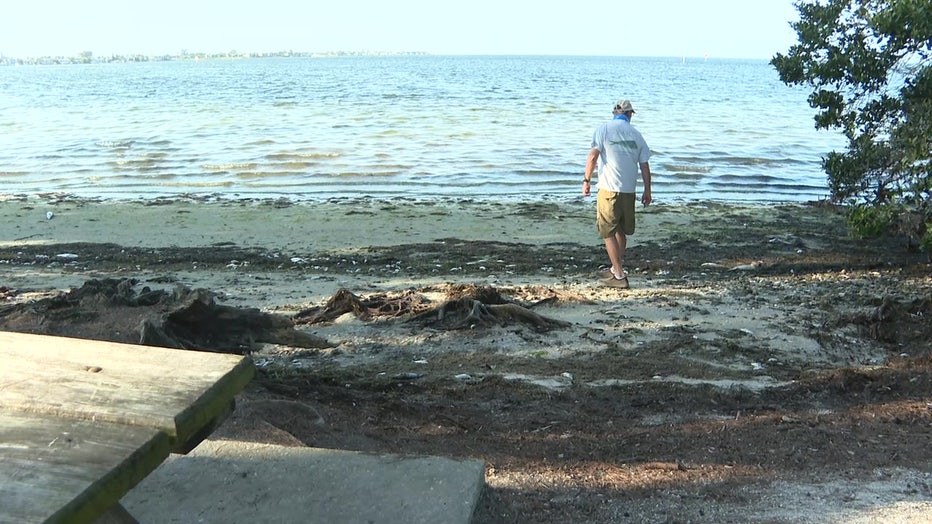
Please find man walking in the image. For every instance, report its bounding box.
[583,99,652,288]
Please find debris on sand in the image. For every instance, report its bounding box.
[0,278,331,354]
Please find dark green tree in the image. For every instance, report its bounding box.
[772,0,932,250]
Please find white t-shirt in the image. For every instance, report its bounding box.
[591,117,650,193]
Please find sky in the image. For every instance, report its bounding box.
[1,0,801,60]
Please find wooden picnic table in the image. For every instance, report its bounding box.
[0,331,255,524]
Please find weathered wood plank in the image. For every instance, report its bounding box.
[0,411,170,524]
[0,331,255,452]
[93,504,139,524]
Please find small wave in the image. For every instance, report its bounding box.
[539,107,571,114]
[274,161,320,169]
[161,180,236,188]
[203,163,259,171]
[106,158,168,172]
[96,139,135,149]
[233,170,327,180]
[671,154,802,167]
[136,151,170,159]
[266,152,340,160]
[373,129,407,137]
[712,173,784,183]
[330,170,405,178]
[661,163,713,173]
[512,169,578,178]
[380,93,425,100]
[664,172,706,181]
[703,180,823,191]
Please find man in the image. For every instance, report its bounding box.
[583,99,652,288]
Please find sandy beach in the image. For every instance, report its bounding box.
[1,195,606,303]
[1,194,930,522]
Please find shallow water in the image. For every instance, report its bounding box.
[0,55,845,203]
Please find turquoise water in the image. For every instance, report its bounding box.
[0,55,844,202]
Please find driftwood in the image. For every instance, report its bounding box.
[141,287,333,353]
[848,296,932,343]
[296,285,571,332]
[0,278,331,354]
[292,288,431,325]
[411,284,570,331]
[414,297,572,330]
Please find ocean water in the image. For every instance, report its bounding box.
[0,55,845,203]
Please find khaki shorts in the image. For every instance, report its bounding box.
[596,190,636,238]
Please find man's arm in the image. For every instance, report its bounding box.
[583,148,599,195]
[640,162,652,206]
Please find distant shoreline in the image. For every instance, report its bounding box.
[0,52,772,66]
[0,50,430,66]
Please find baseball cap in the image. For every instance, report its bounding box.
[614,99,636,113]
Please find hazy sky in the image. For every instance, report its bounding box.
[1,1,801,59]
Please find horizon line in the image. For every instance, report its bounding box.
[0,50,777,62]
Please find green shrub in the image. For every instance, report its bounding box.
[847,204,894,239]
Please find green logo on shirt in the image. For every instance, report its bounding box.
[609,140,639,150]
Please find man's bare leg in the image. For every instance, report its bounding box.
[603,231,627,278]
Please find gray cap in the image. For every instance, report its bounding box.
[613,99,636,113]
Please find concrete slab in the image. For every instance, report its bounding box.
[120,439,486,524]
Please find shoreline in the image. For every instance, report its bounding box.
[0,192,834,250]
[0,193,845,313]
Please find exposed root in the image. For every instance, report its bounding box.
[292,288,432,325]
[295,284,571,332]
[435,299,571,330]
